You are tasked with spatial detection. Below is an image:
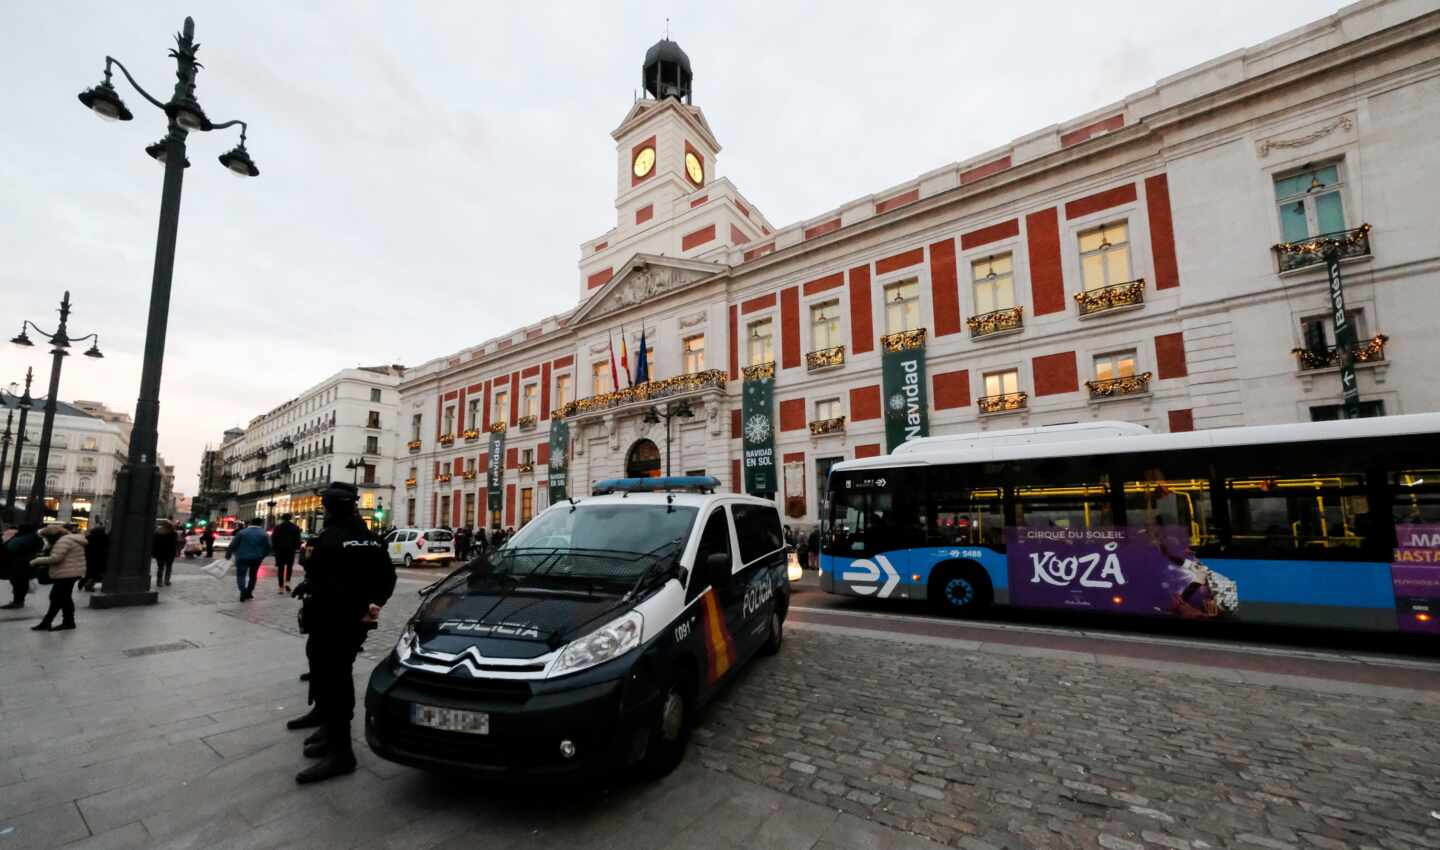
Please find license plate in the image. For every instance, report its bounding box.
[428,546,447,553]
[410,703,489,735]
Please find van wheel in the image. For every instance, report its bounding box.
[638,671,693,779]
[928,564,991,617]
[760,609,783,656]
[403,554,413,568]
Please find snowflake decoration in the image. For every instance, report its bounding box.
[888,393,905,412]
[744,413,772,443]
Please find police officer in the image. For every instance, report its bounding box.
[284,481,396,784]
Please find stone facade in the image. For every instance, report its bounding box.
[397,0,1440,531]
[0,396,129,528]
[219,366,403,530]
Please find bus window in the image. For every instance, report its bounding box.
[1123,475,1217,549]
[1014,480,1113,530]
[1393,470,1440,525]
[826,470,921,557]
[927,467,1004,547]
[1225,472,1371,557]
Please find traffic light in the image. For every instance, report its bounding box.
[198,518,208,527]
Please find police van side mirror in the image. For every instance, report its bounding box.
[705,552,731,593]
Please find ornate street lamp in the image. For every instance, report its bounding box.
[2,369,34,524]
[10,293,104,526]
[81,18,260,609]
[642,400,694,477]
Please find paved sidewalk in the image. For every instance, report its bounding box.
[0,563,944,850]
[3,558,1440,849]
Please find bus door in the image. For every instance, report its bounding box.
[825,470,918,599]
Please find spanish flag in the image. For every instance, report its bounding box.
[618,327,633,388]
[699,590,736,684]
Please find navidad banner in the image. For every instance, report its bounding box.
[741,362,776,496]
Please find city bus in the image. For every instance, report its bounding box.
[819,414,1440,633]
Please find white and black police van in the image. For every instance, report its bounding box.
[365,476,790,779]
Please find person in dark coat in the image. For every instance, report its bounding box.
[453,526,471,561]
[200,525,215,558]
[153,520,180,587]
[271,514,302,594]
[285,482,396,784]
[81,522,109,592]
[807,526,821,570]
[2,524,41,609]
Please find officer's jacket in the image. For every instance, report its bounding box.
[302,519,397,629]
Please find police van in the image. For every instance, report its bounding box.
[364,476,789,779]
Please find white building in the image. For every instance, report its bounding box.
[1,396,130,529]
[221,365,403,530]
[396,0,1440,532]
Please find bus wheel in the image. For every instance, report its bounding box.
[929,565,990,616]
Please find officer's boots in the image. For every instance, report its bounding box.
[295,725,356,784]
[302,728,328,758]
[285,707,324,730]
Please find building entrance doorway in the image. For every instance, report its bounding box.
[625,439,662,478]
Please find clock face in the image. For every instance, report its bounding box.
[633,147,656,178]
[685,151,704,185]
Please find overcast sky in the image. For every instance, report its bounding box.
[0,0,1346,495]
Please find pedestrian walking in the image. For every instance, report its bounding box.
[82,522,109,592]
[28,524,86,631]
[153,520,180,587]
[2,524,41,609]
[474,525,488,555]
[227,518,271,601]
[454,526,471,561]
[285,482,396,784]
[271,514,302,594]
[807,526,820,570]
[200,525,215,558]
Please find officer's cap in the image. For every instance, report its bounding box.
[321,481,360,503]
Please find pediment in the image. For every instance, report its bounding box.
[573,254,727,326]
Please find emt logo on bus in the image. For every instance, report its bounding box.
[842,555,900,597]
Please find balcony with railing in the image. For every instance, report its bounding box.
[967,306,1023,340]
[489,421,507,433]
[436,472,452,484]
[407,439,422,453]
[1085,372,1153,400]
[805,345,845,372]
[404,477,417,488]
[1273,224,1371,273]
[463,427,481,442]
[517,415,538,430]
[808,416,846,436]
[462,469,478,481]
[1291,334,1388,371]
[880,328,927,352]
[518,462,535,474]
[554,369,728,420]
[1074,279,1145,317]
[437,433,455,447]
[978,392,1028,414]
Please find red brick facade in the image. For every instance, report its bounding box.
[850,385,881,421]
[933,369,971,409]
[1155,332,1188,379]
[1033,351,1079,396]
[1025,208,1066,315]
[779,398,806,431]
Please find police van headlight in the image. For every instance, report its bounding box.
[394,623,417,664]
[549,610,643,678]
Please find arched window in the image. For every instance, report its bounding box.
[18,473,33,489]
[78,476,93,493]
[45,475,59,491]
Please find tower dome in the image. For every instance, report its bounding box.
[642,38,693,104]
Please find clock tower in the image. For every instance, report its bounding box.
[578,38,768,300]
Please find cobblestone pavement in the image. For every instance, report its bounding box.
[9,558,1437,850]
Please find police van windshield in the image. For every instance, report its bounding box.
[498,504,698,580]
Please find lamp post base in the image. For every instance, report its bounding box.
[90,589,159,609]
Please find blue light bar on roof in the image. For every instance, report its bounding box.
[591,475,721,495]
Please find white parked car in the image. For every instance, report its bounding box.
[383,528,456,567]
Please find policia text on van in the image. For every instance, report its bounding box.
[364,477,790,778]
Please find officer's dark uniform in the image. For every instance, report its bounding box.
[287,482,396,784]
